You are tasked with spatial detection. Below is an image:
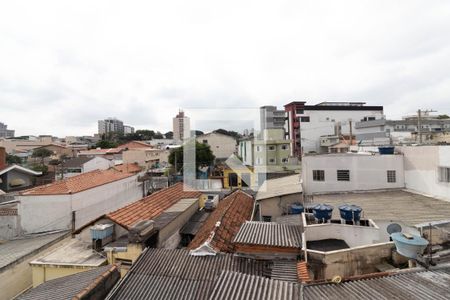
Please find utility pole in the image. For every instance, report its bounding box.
[417,109,437,145]
[349,120,353,146]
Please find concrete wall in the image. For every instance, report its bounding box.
[302,154,405,194]
[307,242,394,280]
[304,222,383,248]
[157,199,199,249]
[400,146,450,201]
[16,175,143,234]
[2,169,35,192]
[83,156,113,173]
[0,234,70,300]
[196,133,236,159]
[258,193,301,219]
[0,202,20,239]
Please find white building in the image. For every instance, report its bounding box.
[124,125,135,134]
[0,122,14,138]
[400,146,450,201]
[284,101,384,155]
[57,156,113,180]
[12,167,145,235]
[302,153,405,195]
[196,132,236,159]
[173,111,190,142]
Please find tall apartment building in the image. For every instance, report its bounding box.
[173,111,190,142]
[0,122,15,138]
[98,118,124,136]
[285,101,384,156]
[124,125,135,134]
[260,106,286,131]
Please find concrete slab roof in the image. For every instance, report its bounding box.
[30,239,106,267]
[256,174,302,201]
[0,231,69,270]
[312,190,450,226]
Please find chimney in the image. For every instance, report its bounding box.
[0,147,6,170]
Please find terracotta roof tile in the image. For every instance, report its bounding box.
[118,141,153,150]
[112,163,142,174]
[187,190,254,253]
[107,183,201,229]
[20,169,134,196]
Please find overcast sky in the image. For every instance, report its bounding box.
[1,1,450,137]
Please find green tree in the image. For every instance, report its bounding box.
[437,114,450,119]
[6,154,22,165]
[214,128,241,139]
[32,148,53,166]
[168,142,215,173]
[95,140,118,149]
[165,131,173,139]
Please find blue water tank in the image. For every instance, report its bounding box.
[378,146,395,155]
[290,203,304,214]
[391,232,429,259]
[338,204,362,222]
[312,204,333,221]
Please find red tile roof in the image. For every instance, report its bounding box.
[20,169,134,196]
[187,190,254,253]
[112,163,142,174]
[297,261,311,283]
[118,141,153,150]
[107,183,202,229]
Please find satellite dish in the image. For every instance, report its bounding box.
[387,223,402,235]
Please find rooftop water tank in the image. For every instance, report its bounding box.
[338,204,362,222]
[312,204,333,222]
[378,146,395,155]
[90,224,114,240]
[390,232,429,259]
[290,203,304,215]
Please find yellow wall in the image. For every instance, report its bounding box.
[223,168,257,188]
[31,264,102,287]
[107,243,143,277]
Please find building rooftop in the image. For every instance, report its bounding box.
[118,140,153,150]
[20,169,134,195]
[0,164,42,176]
[18,265,119,300]
[107,183,201,229]
[180,210,211,235]
[209,271,300,300]
[0,231,68,270]
[78,148,123,155]
[105,248,271,300]
[303,266,450,300]
[312,190,450,226]
[256,174,302,201]
[61,156,94,168]
[188,190,254,253]
[111,163,142,174]
[233,221,302,248]
[30,239,106,267]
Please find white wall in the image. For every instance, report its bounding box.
[301,110,384,153]
[196,133,236,159]
[401,146,450,201]
[83,156,113,172]
[16,175,144,234]
[302,154,405,194]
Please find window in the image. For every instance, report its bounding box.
[282,158,288,163]
[256,146,262,152]
[262,216,272,222]
[438,167,450,183]
[256,157,263,165]
[268,158,276,164]
[281,145,288,150]
[387,170,396,183]
[300,116,310,122]
[337,170,350,181]
[296,108,304,114]
[268,145,276,151]
[202,139,208,144]
[313,170,325,181]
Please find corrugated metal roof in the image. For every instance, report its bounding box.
[303,268,450,300]
[18,265,118,300]
[106,248,271,300]
[233,221,302,248]
[209,271,301,300]
[271,260,298,282]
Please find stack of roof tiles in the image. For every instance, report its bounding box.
[105,248,271,300]
[107,183,202,229]
[20,169,134,195]
[297,261,311,283]
[187,189,254,253]
[112,163,142,174]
